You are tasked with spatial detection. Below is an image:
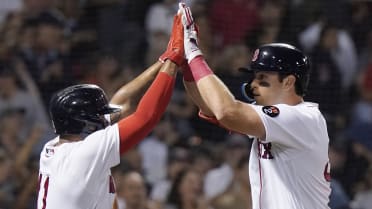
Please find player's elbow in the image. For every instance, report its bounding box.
[137,111,159,126]
[213,102,239,123]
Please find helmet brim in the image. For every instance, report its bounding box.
[238,66,253,73]
[101,104,122,114]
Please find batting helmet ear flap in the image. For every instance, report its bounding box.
[241,83,255,104]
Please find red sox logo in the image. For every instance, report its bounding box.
[258,141,274,159]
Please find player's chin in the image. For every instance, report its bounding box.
[254,96,264,105]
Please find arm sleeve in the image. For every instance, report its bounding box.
[117,72,175,154]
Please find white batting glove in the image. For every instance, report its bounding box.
[179,3,203,63]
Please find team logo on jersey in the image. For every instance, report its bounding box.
[45,148,55,157]
[258,142,274,159]
[262,106,280,117]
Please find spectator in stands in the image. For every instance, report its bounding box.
[298,19,358,92]
[305,23,348,133]
[150,146,191,207]
[139,118,181,187]
[55,0,83,33]
[329,179,351,209]
[0,108,25,155]
[166,87,197,140]
[120,148,144,174]
[145,0,179,65]
[0,148,16,209]
[15,12,74,108]
[83,0,149,68]
[350,62,372,125]
[188,144,214,178]
[0,12,24,57]
[115,169,155,209]
[0,63,53,151]
[165,168,208,209]
[350,166,372,209]
[203,134,251,209]
[80,52,130,98]
[245,0,292,48]
[357,22,372,73]
[338,122,372,199]
[214,44,252,101]
[349,1,372,55]
[209,0,259,48]
[328,141,352,209]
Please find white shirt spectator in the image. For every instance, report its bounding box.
[204,164,234,199]
[0,0,22,23]
[298,22,358,89]
[138,136,168,185]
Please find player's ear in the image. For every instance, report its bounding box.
[283,75,296,90]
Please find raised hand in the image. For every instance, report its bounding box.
[179,3,203,63]
[159,12,185,66]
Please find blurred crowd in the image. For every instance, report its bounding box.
[0,0,371,209]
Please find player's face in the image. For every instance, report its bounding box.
[250,71,285,105]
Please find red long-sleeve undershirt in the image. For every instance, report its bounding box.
[118,72,175,154]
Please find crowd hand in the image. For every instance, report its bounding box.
[29,125,44,142]
[196,195,209,209]
[159,11,185,66]
[179,3,203,63]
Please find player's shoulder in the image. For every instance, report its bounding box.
[85,123,118,139]
[251,102,321,119]
[40,137,59,158]
[80,123,120,148]
[275,102,318,109]
[270,102,319,111]
[43,137,59,149]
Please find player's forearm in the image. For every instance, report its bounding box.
[134,60,176,122]
[118,61,176,154]
[183,79,214,116]
[189,57,237,120]
[110,61,162,107]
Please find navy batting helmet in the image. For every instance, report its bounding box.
[49,84,121,135]
[240,43,310,99]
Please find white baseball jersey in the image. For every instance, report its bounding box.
[248,102,331,209]
[37,123,120,209]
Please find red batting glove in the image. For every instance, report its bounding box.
[159,14,186,66]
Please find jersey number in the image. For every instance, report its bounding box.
[38,174,50,209]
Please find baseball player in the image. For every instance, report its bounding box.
[37,13,185,209]
[178,4,331,209]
